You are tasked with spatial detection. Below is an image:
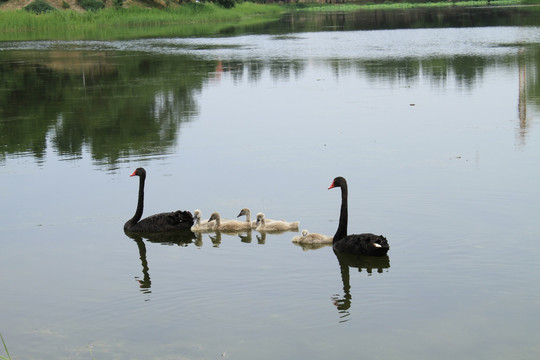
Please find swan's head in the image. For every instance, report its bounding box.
[328,176,346,190]
[193,209,201,219]
[301,229,309,236]
[237,208,250,218]
[256,212,265,225]
[209,212,220,222]
[130,167,146,178]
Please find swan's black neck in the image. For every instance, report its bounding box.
[333,181,348,243]
[126,173,145,229]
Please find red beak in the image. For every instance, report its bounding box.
[130,170,137,177]
[328,181,335,190]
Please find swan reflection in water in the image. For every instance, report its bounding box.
[124,229,195,295]
[124,227,297,296]
[332,251,390,323]
[292,242,332,251]
[198,230,255,247]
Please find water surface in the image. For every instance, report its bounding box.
[1,8,540,360]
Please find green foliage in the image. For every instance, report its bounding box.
[77,0,105,11]
[112,0,125,7]
[24,0,57,14]
[0,333,11,360]
[216,0,236,9]
[62,0,70,8]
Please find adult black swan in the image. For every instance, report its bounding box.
[328,176,389,256]
[124,168,194,233]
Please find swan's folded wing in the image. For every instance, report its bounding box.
[165,211,193,226]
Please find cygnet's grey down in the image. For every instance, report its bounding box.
[292,229,333,244]
[255,212,299,232]
[191,209,216,232]
[208,212,252,232]
[237,207,277,228]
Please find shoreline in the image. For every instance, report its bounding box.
[0,1,536,41]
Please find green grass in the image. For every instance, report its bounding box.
[0,2,282,33]
[288,0,522,12]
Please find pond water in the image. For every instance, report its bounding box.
[1,7,540,360]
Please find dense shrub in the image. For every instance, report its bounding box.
[216,0,235,8]
[77,0,105,11]
[62,0,70,8]
[24,0,57,13]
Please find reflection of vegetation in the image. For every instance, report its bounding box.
[522,46,540,108]
[276,6,540,33]
[2,44,540,164]
[0,51,215,165]
[286,0,520,13]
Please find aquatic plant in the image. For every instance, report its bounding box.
[0,333,11,360]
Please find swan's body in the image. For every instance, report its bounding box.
[191,209,216,232]
[328,176,389,256]
[255,212,299,232]
[124,168,193,233]
[292,229,333,244]
[208,211,252,232]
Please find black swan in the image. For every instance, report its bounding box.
[124,168,194,233]
[328,176,389,256]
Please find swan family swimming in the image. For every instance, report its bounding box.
[125,168,389,256]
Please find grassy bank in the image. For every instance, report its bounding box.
[0,0,536,40]
[0,2,283,39]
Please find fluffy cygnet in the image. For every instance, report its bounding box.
[292,229,333,244]
[237,207,277,228]
[209,212,252,232]
[255,212,299,232]
[191,209,216,232]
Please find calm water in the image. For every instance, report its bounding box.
[1,8,540,360]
